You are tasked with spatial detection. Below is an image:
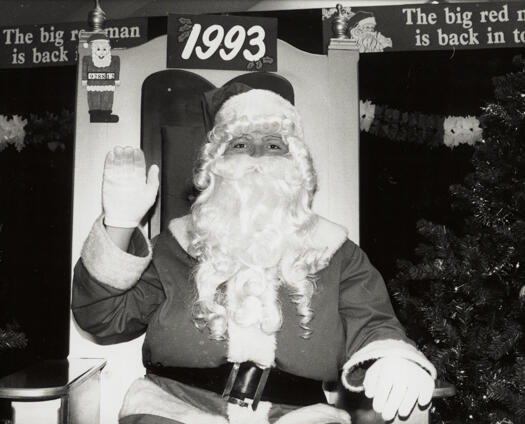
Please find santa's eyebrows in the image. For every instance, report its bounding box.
[262,134,283,140]
[229,134,283,143]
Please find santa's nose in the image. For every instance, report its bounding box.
[250,143,266,158]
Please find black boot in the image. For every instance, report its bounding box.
[89,109,104,123]
[100,110,119,123]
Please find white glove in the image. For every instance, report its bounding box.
[364,356,435,422]
[102,146,159,228]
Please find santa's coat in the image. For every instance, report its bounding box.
[72,215,436,423]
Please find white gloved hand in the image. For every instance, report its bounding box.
[102,146,159,228]
[364,356,435,422]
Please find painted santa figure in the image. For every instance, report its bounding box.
[347,12,392,53]
[81,32,120,123]
[72,85,436,424]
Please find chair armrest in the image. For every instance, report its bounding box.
[0,358,106,400]
[329,380,456,424]
[0,358,106,424]
[432,380,456,398]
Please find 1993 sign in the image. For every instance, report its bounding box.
[167,14,277,71]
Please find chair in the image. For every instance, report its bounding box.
[139,50,455,424]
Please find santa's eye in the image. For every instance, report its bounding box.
[233,143,247,149]
[262,135,286,152]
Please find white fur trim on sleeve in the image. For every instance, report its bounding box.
[80,216,152,290]
[341,339,437,392]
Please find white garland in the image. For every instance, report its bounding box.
[359,99,483,148]
[443,115,482,147]
[2,104,482,152]
[0,115,27,152]
[359,100,376,132]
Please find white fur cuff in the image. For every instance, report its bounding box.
[228,402,351,424]
[80,216,152,290]
[274,404,351,424]
[120,378,227,424]
[341,339,437,392]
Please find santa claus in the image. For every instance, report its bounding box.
[73,87,436,424]
[81,32,120,123]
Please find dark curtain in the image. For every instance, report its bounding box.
[0,66,75,377]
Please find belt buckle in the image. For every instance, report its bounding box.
[222,362,270,411]
[226,396,252,408]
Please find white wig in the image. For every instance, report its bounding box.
[194,89,317,203]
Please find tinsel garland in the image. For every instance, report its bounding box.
[0,115,26,151]
[0,110,73,153]
[0,327,27,351]
[360,99,483,148]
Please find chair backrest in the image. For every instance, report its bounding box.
[71,34,359,423]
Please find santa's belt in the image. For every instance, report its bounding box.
[146,361,326,410]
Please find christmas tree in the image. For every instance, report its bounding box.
[0,225,27,377]
[390,69,525,423]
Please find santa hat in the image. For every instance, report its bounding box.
[213,87,303,136]
[347,11,376,29]
[88,32,110,43]
[83,31,110,48]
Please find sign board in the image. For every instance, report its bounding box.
[0,18,147,68]
[322,2,525,53]
[168,14,277,71]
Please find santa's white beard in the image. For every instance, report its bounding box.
[352,29,383,51]
[190,155,319,339]
[92,52,111,68]
[196,155,306,267]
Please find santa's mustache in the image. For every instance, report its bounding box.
[209,154,300,183]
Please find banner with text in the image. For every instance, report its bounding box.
[168,14,277,71]
[0,18,147,68]
[322,2,525,53]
